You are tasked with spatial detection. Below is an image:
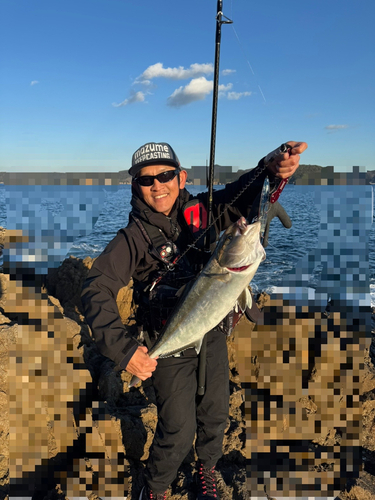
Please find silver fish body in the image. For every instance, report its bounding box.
[129,218,265,387]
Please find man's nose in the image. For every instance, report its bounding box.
[151,178,163,188]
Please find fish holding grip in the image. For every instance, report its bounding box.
[253,143,293,246]
[263,142,293,204]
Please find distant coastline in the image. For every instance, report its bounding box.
[0,164,372,186]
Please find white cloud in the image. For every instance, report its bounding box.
[325,124,349,130]
[30,80,39,86]
[219,83,233,92]
[137,79,152,87]
[227,91,252,100]
[167,79,251,107]
[218,83,233,98]
[168,77,213,107]
[112,91,146,108]
[136,62,214,83]
[124,62,250,108]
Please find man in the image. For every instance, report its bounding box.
[81,141,307,499]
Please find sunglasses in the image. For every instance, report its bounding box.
[135,169,180,187]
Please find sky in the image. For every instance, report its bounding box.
[0,0,374,172]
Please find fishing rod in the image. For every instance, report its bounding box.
[198,0,232,397]
[143,4,290,396]
[206,0,232,242]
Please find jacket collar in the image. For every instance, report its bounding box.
[130,188,191,239]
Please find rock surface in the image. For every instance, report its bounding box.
[0,254,374,499]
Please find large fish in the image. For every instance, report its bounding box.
[129,217,266,387]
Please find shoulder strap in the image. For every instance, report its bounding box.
[130,213,172,266]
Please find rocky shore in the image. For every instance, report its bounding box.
[0,251,374,499]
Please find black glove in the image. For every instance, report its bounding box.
[263,201,292,248]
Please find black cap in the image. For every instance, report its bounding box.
[129,142,181,177]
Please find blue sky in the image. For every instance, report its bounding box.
[0,0,374,172]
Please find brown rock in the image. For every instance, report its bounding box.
[0,257,374,500]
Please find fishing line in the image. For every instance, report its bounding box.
[229,0,266,103]
[265,242,279,252]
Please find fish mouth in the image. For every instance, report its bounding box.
[227,264,250,272]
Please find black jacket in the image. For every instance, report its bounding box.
[81,160,271,371]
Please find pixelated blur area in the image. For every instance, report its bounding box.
[1,174,130,498]
[5,282,128,497]
[1,167,374,499]
[3,173,119,277]
[236,167,373,498]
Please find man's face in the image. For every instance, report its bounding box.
[136,164,187,216]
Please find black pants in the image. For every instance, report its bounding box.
[145,329,230,493]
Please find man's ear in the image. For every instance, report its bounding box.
[179,169,188,189]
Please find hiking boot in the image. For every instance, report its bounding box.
[139,484,167,500]
[197,462,220,499]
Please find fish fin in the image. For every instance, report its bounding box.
[237,287,252,313]
[128,375,141,388]
[194,337,204,355]
[158,337,205,358]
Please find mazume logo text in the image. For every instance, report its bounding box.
[133,144,171,165]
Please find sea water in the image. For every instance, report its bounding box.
[0,184,373,305]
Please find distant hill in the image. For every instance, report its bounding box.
[237,164,370,185]
[235,164,323,184]
[0,164,371,185]
[118,170,131,183]
[367,170,375,184]
[288,164,325,184]
[290,164,371,184]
